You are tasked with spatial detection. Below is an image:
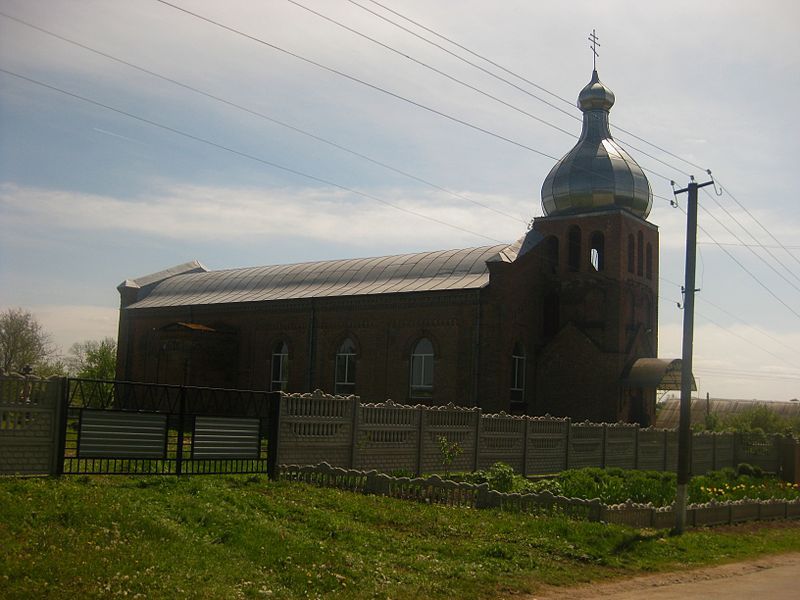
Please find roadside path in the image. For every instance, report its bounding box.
[529,552,800,599]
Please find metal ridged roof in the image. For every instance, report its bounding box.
[126,244,512,309]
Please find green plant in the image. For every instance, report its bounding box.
[2,475,800,599]
[437,435,463,478]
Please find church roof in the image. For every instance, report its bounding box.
[124,243,515,309]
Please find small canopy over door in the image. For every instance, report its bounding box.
[624,358,696,391]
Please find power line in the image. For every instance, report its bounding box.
[291,0,692,180]
[714,176,800,272]
[697,242,800,250]
[285,0,580,139]
[351,0,706,175]
[153,1,680,206]
[0,68,506,244]
[693,368,800,383]
[697,196,800,294]
[700,186,800,286]
[659,288,798,372]
[667,199,800,321]
[0,10,528,225]
[660,277,800,356]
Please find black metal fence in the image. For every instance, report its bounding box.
[61,378,279,476]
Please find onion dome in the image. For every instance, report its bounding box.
[541,70,652,219]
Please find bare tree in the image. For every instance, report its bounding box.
[0,307,59,375]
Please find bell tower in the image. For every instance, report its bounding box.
[531,65,659,423]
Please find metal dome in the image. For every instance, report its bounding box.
[541,70,652,219]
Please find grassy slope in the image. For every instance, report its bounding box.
[1,476,800,599]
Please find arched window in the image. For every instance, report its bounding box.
[335,338,356,395]
[646,243,653,280]
[627,234,635,273]
[544,236,559,274]
[409,337,434,400]
[510,342,526,404]
[590,231,605,272]
[637,231,644,276]
[568,226,581,272]
[271,341,289,392]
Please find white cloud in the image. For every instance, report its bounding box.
[0,182,530,249]
[659,321,800,401]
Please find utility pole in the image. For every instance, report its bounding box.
[673,177,714,534]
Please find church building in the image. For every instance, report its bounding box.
[116,69,684,425]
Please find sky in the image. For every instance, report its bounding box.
[1,0,799,400]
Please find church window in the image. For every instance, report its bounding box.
[627,234,635,273]
[637,231,644,276]
[410,337,434,400]
[334,338,356,395]
[568,226,581,272]
[271,341,289,392]
[590,231,605,271]
[510,342,526,404]
[545,236,559,274]
[646,243,653,280]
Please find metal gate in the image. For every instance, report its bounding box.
[63,378,279,476]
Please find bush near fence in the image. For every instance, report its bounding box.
[280,462,800,529]
[276,390,798,480]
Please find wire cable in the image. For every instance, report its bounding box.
[714,176,800,271]
[154,1,680,207]
[351,0,706,175]
[658,293,798,370]
[697,198,800,294]
[659,279,800,355]
[0,67,506,244]
[288,0,693,180]
[0,10,528,225]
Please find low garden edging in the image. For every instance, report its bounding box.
[280,462,800,529]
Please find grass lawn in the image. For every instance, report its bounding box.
[1,475,800,599]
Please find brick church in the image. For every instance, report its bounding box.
[116,69,687,425]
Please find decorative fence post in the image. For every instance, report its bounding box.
[415,405,425,477]
[473,408,482,471]
[350,396,361,469]
[266,391,282,480]
[175,386,186,476]
[52,376,70,476]
[521,417,529,477]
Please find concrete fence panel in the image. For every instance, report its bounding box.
[525,417,569,475]
[567,423,604,469]
[419,404,479,474]
[604,424,637,469]
[714,432,735,470]
[735,433,781,472]
[1,376,64,475]
[665,430,679,471]
[277,390,355,468]
[637,428,667,471]
[356,400,419,474]
[477,413,525,472]
[691,432,715,475]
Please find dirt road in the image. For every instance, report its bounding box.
[530,552,800,599]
